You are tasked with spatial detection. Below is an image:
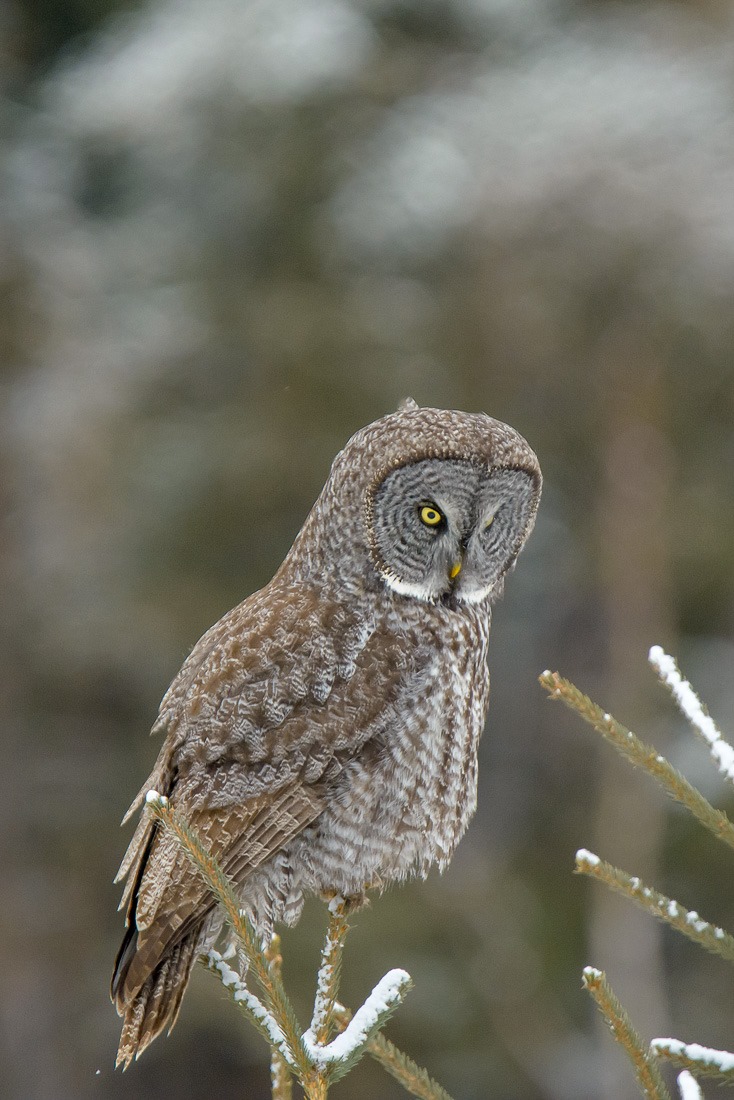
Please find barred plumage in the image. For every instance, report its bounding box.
[111,401,541,1067]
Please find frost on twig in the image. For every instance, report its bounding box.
[652,1038,734,1082]
[574,849,734,965]
[676,1071,703,1100]
[649,646,734,784]
[582,967,671,1100]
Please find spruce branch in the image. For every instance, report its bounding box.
[649,646,734,785]
[651,1038,734,1083]
[145,790,452,1099]
[582,967,671,1100]
[539,672,734,852]
[575,849,734,964]
[206,949,294,1066]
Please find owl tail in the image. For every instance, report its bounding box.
[111,921,202,1069]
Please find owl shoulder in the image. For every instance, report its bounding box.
[151,581,413,764]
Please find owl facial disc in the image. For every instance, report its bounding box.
[369,458,539,607]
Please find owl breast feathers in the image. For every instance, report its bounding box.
[112,402,541,1067]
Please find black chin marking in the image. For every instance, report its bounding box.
[439,591,460,611]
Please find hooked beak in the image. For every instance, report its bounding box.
[449,558,462,581]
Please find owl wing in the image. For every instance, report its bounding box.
[113,580,414,1013]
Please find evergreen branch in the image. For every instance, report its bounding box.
[676,1071,704,1099]
[144,792,311,1080]
[652,1038,734,1082]
[310,896,350,1045]
[265,935,293,1100]
[649,646,734,785]
[575,849,734,964]
[304,969,413,1083]
[333,1005,456,1100]
[582,967,671,1100]
[206,950,294,1066]
[539,672,734,852]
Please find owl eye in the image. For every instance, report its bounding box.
[419,504,444,528]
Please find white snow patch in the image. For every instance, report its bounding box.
[575,848,600,867]
[677,1070,703,1100]
[685,911,709,934]
[582,966,602,981]
[303,969,411,1065]
[649,645,734,782]
[207,950,294,1066]
[145,789,168,805]
[652,1037,734,1073]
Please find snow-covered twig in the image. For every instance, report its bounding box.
[304,969,412,1080]
[649,646,734,784]
[652,1038,734,1081]
[575,849,734,964]
[146,789,452,1099]
[582,967,671,1100]
[206,950,295,1067]
[539,672,734,852]
[310,896,349,1045]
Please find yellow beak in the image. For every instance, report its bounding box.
[449,560,462,580]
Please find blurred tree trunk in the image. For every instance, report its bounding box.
[591,323,673,1100]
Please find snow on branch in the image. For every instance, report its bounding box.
[545,653,734,1100]
[574,849,734,965]
[652,1038,734,1081]
[206,949,294,1066]
[332,1003,455,1100]
[310,895,350,1045]
[147,789,453,1099]
[304,969,412,1073]
[649,646,734,783]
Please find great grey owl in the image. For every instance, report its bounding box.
[112,401,542,1067]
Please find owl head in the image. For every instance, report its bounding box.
[291,401,541,609]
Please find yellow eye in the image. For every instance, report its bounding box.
[419,505,443,527]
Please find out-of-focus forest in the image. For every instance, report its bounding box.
[3,0,734,1097]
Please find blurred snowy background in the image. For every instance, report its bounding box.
[3,0,734,1097]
